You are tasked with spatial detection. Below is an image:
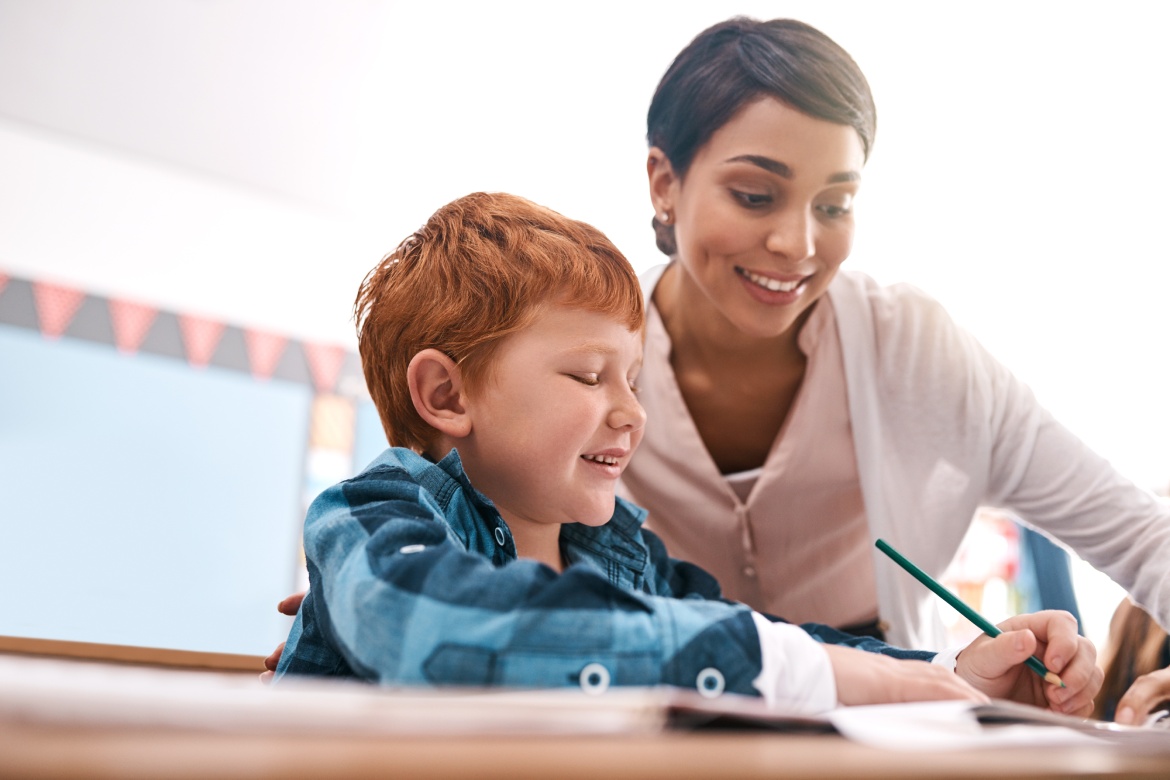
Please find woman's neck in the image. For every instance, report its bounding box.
[653,262,808,370]
[652,261,813,475]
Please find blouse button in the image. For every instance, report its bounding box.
[493,526,507,547]
[578,663,610,695]
[696,667,725,698]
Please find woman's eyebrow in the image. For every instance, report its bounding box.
[725,154,860,184]
[726,154,792,178]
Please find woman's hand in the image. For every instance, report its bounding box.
[954,610,1101,716]
[822,644,988,706]
[259,592,306,683]
[1113,667,1170,725]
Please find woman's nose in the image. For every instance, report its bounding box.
[764,207,815,261]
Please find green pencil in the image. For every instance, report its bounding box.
[875,538,1065,688]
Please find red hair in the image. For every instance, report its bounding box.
[355,192,643,453]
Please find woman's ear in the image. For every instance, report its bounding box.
[407,349,472,439]
[647,147,677,217]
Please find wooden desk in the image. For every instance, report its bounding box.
[5,721,1170,780]
[3,651,1169,780]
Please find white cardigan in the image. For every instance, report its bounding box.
[630,264,1170,649]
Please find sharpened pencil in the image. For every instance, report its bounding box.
[875,538,1065,688]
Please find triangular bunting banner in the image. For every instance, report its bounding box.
[244,328,288,380]
[304,342,346,394]
[109,298,159,354]
[178,314,226,368]
[33,281,86,339]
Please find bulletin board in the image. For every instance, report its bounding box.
[0,271,387,658]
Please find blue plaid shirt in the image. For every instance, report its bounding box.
[275,448,931,696]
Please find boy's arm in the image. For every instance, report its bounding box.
[292,466,778,701]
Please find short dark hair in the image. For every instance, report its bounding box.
[647,17,876,255]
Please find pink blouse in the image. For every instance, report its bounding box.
[620,296,879,628]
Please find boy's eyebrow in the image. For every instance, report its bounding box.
[725,154,860,184]
[563,342,621,356]
[561,343,643,369]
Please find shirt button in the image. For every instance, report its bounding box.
[493,527,507,547]
[742,566,756,578]
[578,663,610,695]
[696,667,725,698]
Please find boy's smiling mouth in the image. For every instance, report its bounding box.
[581,453,620,466]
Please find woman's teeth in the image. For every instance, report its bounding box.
[738,268,802,292]
[582,454,619,465]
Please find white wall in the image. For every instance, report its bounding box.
[2,0,1167,646]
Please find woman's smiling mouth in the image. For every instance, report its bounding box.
[735,266,807,292]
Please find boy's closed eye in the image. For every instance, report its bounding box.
[568,373,600,386]
[567,372,641,393]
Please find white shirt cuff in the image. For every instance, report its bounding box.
[750,612,837,715]
[931,644,963,672]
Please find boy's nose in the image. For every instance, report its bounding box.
[609,390,646,431]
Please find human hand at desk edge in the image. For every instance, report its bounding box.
[259,592,306,683]
[822,644,989,705]
[954,610,1101,718]
[1114,666,1170,726]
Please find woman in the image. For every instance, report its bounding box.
[621,17,1170,654]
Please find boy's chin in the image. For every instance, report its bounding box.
[569,498,617,527]
[574,515,611,528]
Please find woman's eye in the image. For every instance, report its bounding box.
[570,373,600,386]
[816,196,854,219]
[731,190,772,208]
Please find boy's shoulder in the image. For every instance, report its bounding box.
[325,444,512,568]
[350,447,480,501]
[331,446,498,542]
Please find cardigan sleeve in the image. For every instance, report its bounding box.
[846,272,1170,636]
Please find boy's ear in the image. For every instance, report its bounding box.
[647,147,677,217]
[407,349,472,439]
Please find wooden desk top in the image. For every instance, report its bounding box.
[2,650,1169,780]
[5,722,1170,780]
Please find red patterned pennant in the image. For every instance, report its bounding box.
[33,281,86,339]
[109,298,159,354]
[244,328,288,380]
[178,314,226,368]
[304,342,345,393]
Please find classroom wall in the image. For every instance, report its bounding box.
[0,271,385,655]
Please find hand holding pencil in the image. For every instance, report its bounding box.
[876,538,1104,717]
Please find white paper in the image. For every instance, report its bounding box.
[829,699,1170,752]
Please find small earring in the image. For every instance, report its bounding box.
[658,211,672,225]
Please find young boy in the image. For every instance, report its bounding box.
[274,192,1098,715]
